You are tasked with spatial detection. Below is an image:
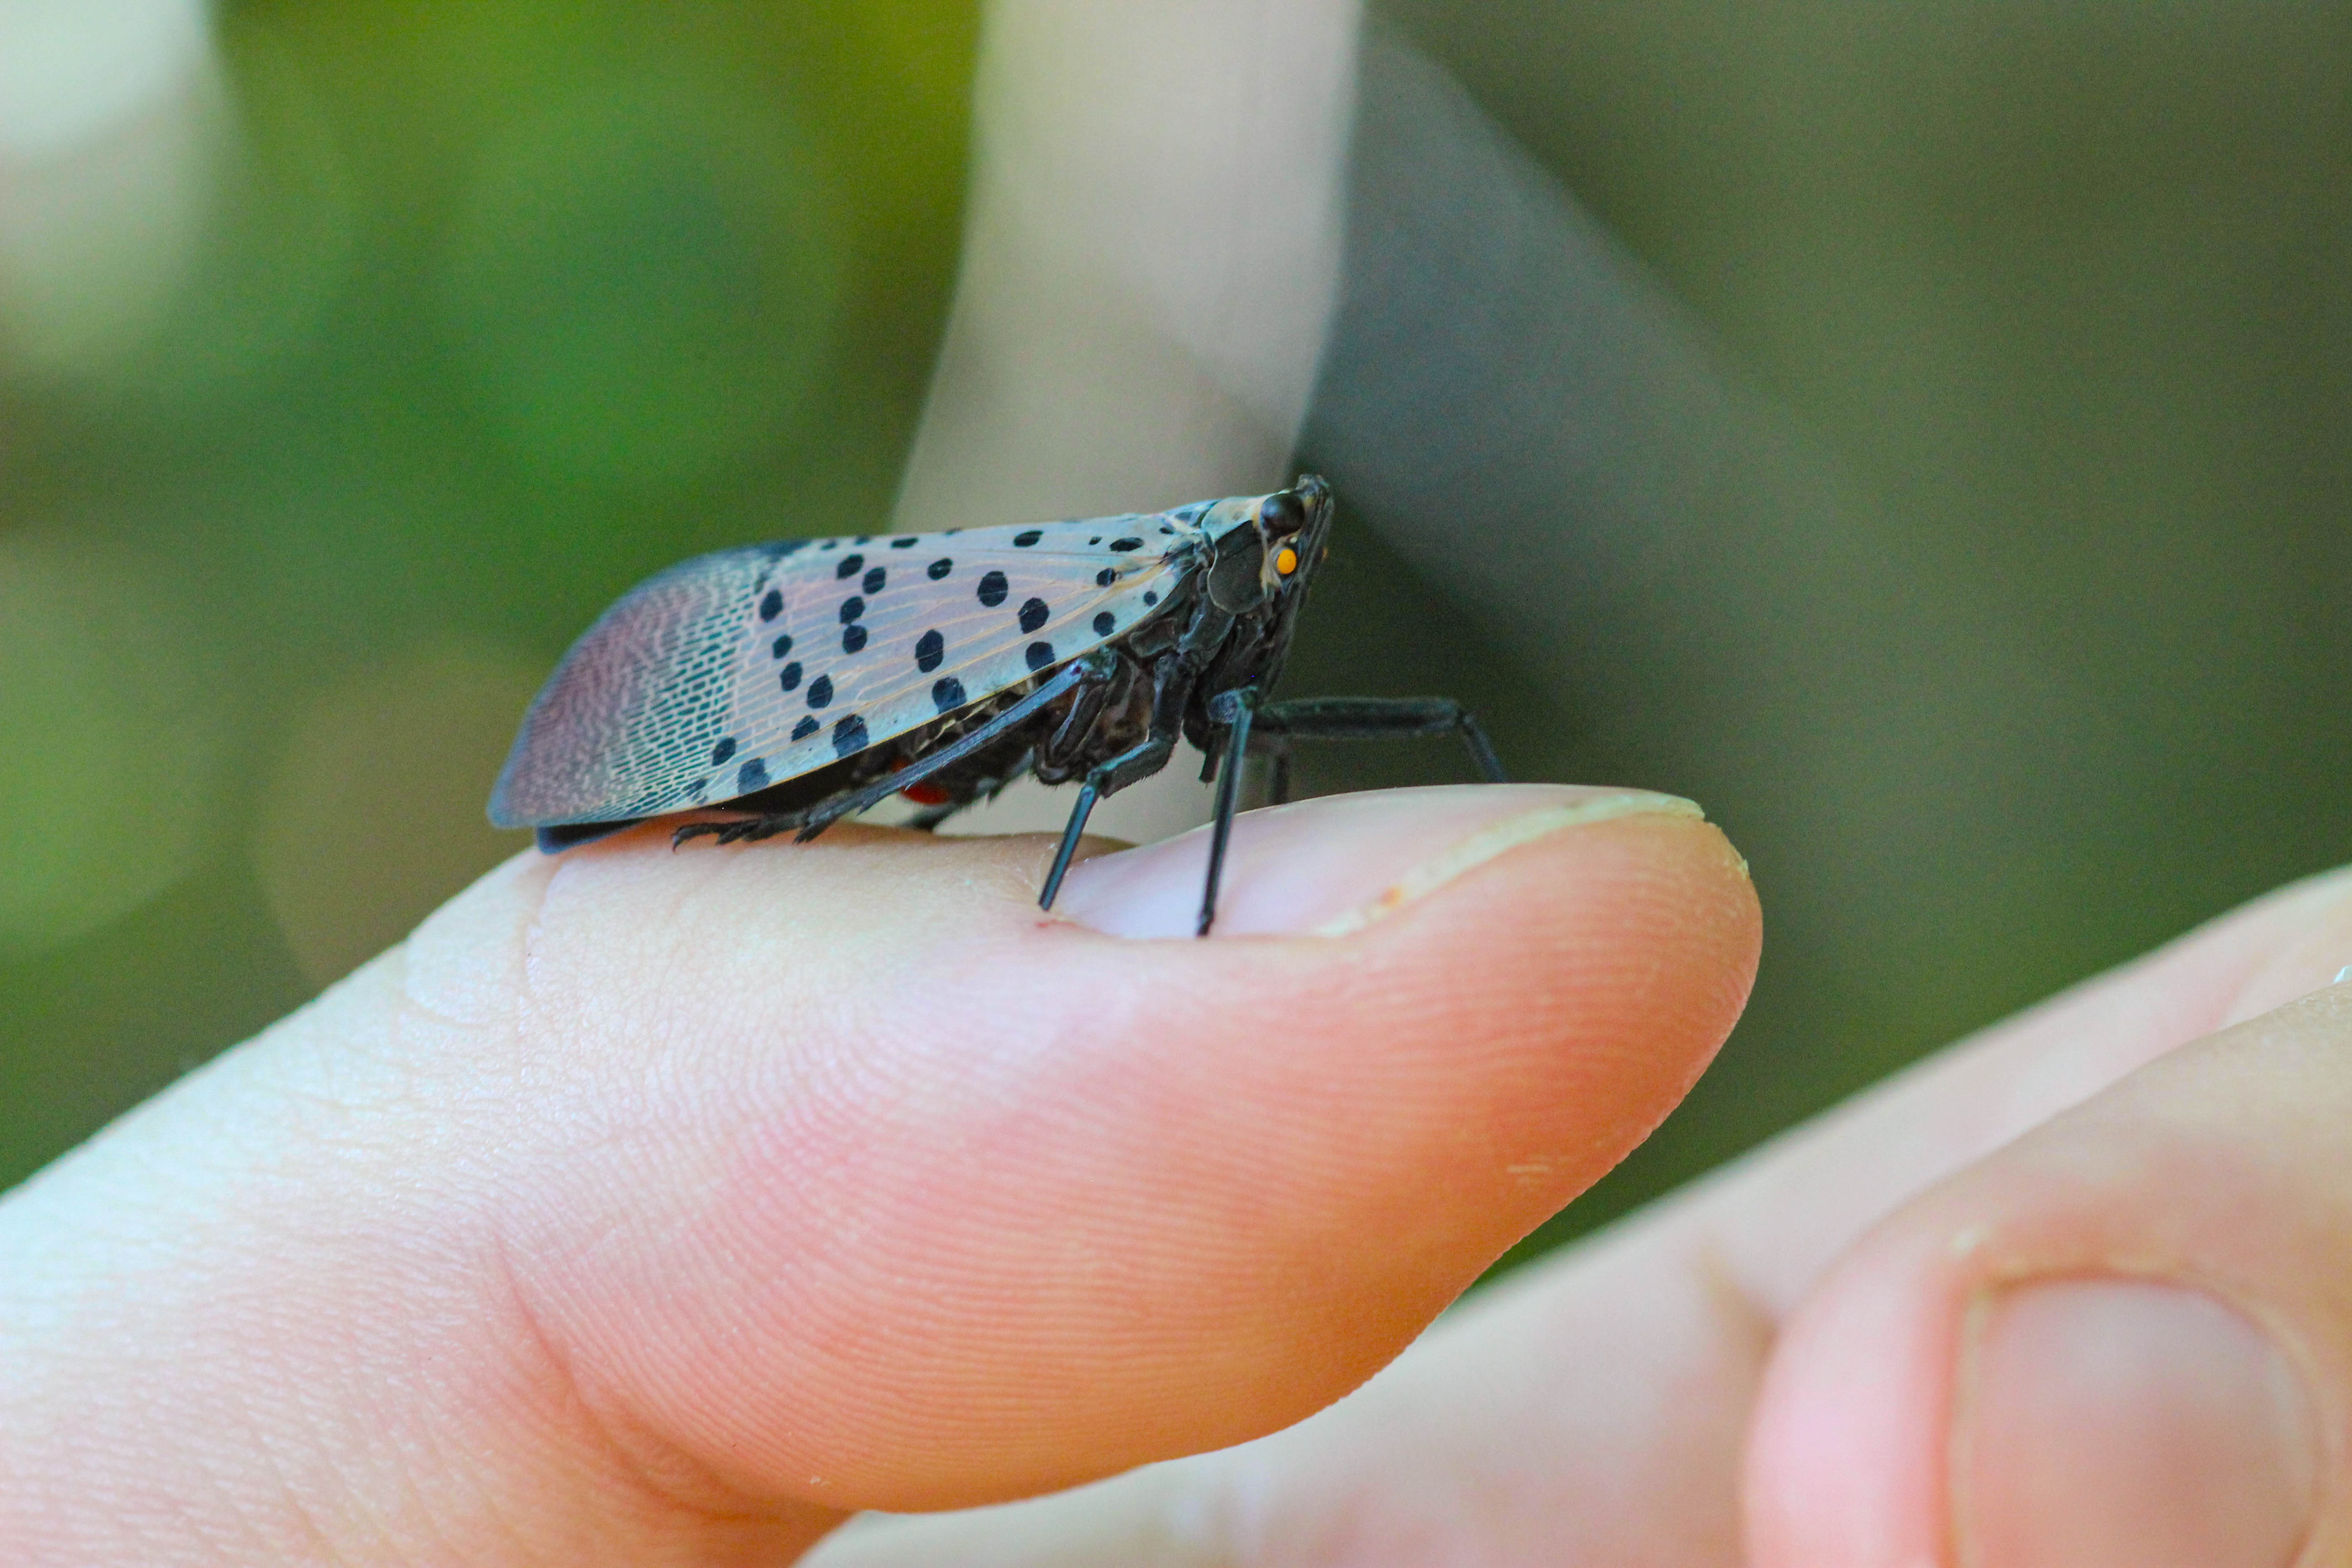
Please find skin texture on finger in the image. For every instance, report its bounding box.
[816,864,2352,1566]
[1698,862,2352,1315]
[501,787,1754,1510]
[0,784,1755,1567]
[0,888,831,1567]
[813,1165,1773,1567]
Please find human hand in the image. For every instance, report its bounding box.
[819,854,2352,1567]
[0,783,1757,1565]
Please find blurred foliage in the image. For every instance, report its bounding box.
[0,0,979,1181]
[5,0,2351,1306]
[1354,0,2352,1264]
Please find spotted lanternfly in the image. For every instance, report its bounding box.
[489,475,1505,934]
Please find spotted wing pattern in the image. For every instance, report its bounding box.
[491,500,1245,828]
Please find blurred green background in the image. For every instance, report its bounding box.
[5,0,2349,1288]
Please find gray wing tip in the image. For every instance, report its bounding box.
[486,542,793,826]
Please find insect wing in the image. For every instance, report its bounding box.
[490,513,1210,829]
[721,515,1197,796]
[488,542,795,828]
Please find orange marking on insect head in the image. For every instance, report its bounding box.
[1274,546,1298,576]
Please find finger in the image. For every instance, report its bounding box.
[891,0,1356,529]
[814,866,2352,1567]
[1700,861,2352,1314]
[0,783,1755,1565]
[1748,981,2352,1568]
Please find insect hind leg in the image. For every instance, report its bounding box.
[672,813,808,848]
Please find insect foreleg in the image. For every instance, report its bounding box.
[1035,595,1240,919]
[1175,598,1235,663]
[1196,688,1260,936]
[1035,652,1135,780]
[1246,696,1508,789]
[1036,652,1197,913]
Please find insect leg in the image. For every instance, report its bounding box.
[538,817,647,853]
[1036,677,1185,909]
[1020,644,1210,908]
[1035,652,1131,782]
[784,656,1105,843]
[1247,696,1508,783]
[1196,688,1259,936]
[1267,750,1294,807]
[1053,646,1195,806]
[1037,779,1101,911]
[675,813,807,848]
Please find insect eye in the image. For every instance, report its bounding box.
[1274,545,1299,577]
[1259,490,1307,537]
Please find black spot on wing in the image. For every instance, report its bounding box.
[808,673,833,708]
[1110,537,1143,552]
[1018,597,1049,633]
[779,661,803,691]
[931,676,966,714]
[977,570,1009,607]
[928,557,952,580]
[1026,641,1055,671]
[839,596,865,623]
[759,588,783,621]
[771,633,793,659]
[1013,529,1042,547]
[832,714,869,759]
[842,624,868,653]
[710,737,737,765]
[862,566,886,594]
[1096,567,1116,587]
[792,716,819,741]
[890,537,919,549]
[1143,591,1158,606]
[915,629,944,671]
[1093,611,1115,636]
[836,553,864,580]
[737,758,769,792]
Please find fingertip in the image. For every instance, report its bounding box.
[1745,993,2352,1568]
[1743,1227,1956,1568]
[1052,783,1727,939]
[377,786,1764,1512]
